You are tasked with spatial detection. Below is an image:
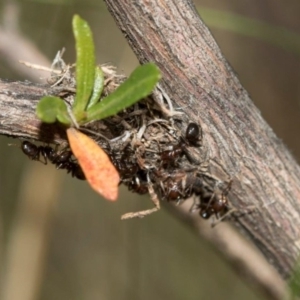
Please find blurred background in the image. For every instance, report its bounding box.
[1,0,300,299]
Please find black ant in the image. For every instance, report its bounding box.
[110,145,139,182]
[160,123,201,166]
[127,169,148,194]
[109,144,150,195]
[128,178,148,195]
[59,160,86,180]
[158,171,191,202]
[21,141,85,180]
[162,178,185,202]
[21,141,50,164]
[185,122,201,145]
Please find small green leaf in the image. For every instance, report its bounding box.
[36,96,70,124]
[72,15,95,120]
[87,66,104,109]
[86,63,161,122]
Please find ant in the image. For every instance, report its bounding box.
[164,181,183,201]
[160,144,183,165]
[197,180,232,220]
[185,122,201,145]
[21,141,85,180]
[159,176,182,202]
[121,173,161,220]
[21,141,51,164]
[160,123,201,166]
[109,144,151,195]
[162,178,188,202]
[60,160,86,180]
[127,169,148,194]
[158,171,192,202]
[128,178,148,195]
[110,146,139,180]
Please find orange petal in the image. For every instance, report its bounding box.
[67,128,120,201]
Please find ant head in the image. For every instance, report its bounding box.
[199,208,213,219]
[185,123,201,144]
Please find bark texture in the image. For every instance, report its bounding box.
[102,0,300,278]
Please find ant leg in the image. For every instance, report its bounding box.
[211,202,258,227]
[211,207,237,227]
[189,194,200,213]
[121,176,160,220]
[208,180,233,225]
[222,179,233,196]
[203,190,216,210]
[38,146,50,165]
[31,153,47,165]
[182,147,201,165]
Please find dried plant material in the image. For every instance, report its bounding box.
[67,128,120,201]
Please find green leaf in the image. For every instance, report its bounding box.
[87,66,104,109]
[86,63,161,122]
[72,14,95,120]
[36,96,70,124]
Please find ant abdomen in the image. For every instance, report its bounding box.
[72,164,86,180]
[21,141,41,161]
[21,141,85,180]
[160,145,183,164]
[185,123,201,144]
[199,207,213,219]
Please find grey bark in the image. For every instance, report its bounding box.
[102,0,300,278]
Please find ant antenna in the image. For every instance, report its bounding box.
[211,207,237,227]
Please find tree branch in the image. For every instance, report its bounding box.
[0,74,287,300]
[102,0,300,279]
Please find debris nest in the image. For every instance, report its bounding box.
[46,56,233,222]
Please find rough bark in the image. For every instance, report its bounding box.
[102,0,300,279]
[0,81,67,142]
